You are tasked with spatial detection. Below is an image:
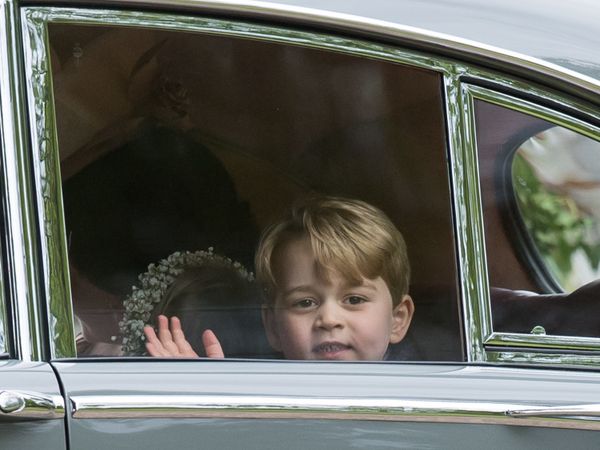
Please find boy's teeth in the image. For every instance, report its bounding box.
[316,343,347,352]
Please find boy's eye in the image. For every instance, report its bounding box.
[345,296,367,305]
[294,298,317,308]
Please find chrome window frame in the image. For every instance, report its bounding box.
[18,5,600,366]
[463,84,600,360]
[21,6,473,361]
[0,0,49,361]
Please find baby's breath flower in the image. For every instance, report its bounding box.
[120,249,253,355]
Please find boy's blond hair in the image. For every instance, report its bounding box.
[255,196,410,305]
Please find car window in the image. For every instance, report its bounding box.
[45,21,462,361]
[474,97,600,339]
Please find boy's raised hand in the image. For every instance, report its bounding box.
[144,315,225,358]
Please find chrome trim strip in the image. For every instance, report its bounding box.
[445,68,490,362]
[507,405,600,418]
[36,0,600,98]
[486,332,600,352]
[70,394,600,430]
[0,390,64,420]
[22,7,451,73]
[0,0,46,361]
[465,84,600,140]
[21,8,76,359]
[487,351,600,367]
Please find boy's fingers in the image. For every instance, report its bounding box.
[202,329,225,358]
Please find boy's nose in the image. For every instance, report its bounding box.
[315,302,344,330]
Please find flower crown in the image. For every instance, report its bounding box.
[119,248,254,355]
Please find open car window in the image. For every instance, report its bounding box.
[47,21,463,361]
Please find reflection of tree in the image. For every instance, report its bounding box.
[513,154,600,290]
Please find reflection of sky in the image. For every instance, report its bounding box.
[266,0,600,79]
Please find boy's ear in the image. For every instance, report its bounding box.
[261,305,283,352]
[389,295,415,344]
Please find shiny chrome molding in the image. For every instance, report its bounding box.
[488,350,600,367]
[487,332,600,352]
[0,390,64,420]
[465,84,600,141]
[22,6,452,73]
[507,405,600,418]
[444,68,490,362]
[0,0,47,361]
[21,7,76,359]
[70,394,600,430]
[463,84,600,357]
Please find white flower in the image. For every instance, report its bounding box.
[119,249,254,355]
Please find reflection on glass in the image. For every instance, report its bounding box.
[512,127,600,292]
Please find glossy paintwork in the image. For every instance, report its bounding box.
[53,360,600,449]
[0,361,66,449]
[65,418,600,450]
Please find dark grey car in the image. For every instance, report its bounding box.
[2,1,600,448]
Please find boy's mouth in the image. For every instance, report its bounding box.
[312,341,351,358]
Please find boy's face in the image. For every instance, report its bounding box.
[262,236,413,360]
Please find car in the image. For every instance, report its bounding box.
[1,0,600,448]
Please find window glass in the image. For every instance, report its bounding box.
[512,127,600,291]
[49,23,461,361]
[475,99,600,338]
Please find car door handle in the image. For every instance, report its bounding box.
[0,390,64,420]
[506,404,600,418]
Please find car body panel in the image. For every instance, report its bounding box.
[0,361,66,449]
[54,360,600,449]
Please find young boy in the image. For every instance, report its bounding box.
[145,196,414,361]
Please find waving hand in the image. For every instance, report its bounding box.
[144,315,225,358]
